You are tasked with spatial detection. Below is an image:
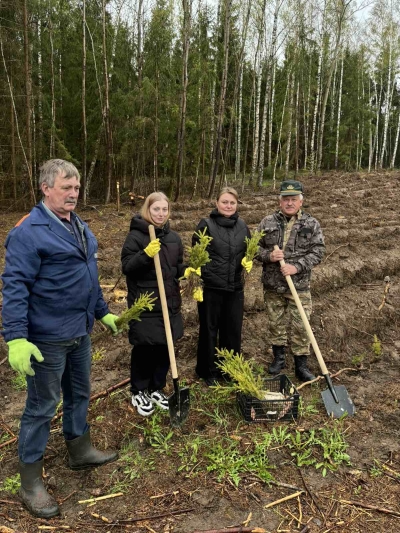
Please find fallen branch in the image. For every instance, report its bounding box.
[0,437,17,450]
[264,490,303,509]
[322,243,349,263]
[0,357,7,366]
[297,368,357,391]
[88,507,194,526]
[53,378,130,422]
[192,529,266,533]
[79,492,123,504]
[378,277,390,312]
[339,499,400,518]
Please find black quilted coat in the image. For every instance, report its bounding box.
[121,215,185,346]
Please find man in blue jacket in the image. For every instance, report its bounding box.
[2,159,120,518]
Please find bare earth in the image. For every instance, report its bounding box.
[1,172,400,533]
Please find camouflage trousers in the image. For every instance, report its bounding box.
[264,290,312,355]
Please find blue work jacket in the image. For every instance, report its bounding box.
[1,202,109,342]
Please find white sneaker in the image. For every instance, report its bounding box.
[131,391,155,417]
[149,390,169,410]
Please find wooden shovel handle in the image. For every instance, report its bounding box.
[149,225,178,379]
[274,245,328,375]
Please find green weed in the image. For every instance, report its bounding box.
[298,397,319,417]
[0,474,20,494]
[11,373,27,391]
[92,347,106,362]
[137,411,174,454]
[351,353,365,366]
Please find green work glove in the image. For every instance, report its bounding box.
[144,239,161,258]
[100,313,120,335]
[7,339,44,377]
[184,266,201,278]
[241,257,253,273]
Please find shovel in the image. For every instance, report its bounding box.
[149,225,190,427]
[274,245,355,418]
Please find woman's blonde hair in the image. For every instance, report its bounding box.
[217,187,239,201]
[140,191,170,225]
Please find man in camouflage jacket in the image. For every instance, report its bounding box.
[256,180,325,382]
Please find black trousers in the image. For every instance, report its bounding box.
[196,288,244,379]
[130,345,170,394]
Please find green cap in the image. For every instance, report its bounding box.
[280,180,303,196]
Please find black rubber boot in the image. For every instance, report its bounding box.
[19,459,60,519]
[65,430,118,470]
[294,355,316,382]
[268,345,286,375]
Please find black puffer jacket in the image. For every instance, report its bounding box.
[193,209,250,292]
[121,215,185,346]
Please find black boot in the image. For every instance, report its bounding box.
[294,355,316,382]
[65,430,118,470]
[19,459,60,519]
[268,345,286,375]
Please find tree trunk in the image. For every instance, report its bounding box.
[82,0,88,204]
[102,0,112,203]
[284,70,294,178]
[207,0,232,199]
[258,0,280,186]
[49,11,56,158]
[175,0,192,201]
[335,55,344,169]
[379,34,392,168]
[23,0,35,203]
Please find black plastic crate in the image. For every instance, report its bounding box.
[237,374,299,423]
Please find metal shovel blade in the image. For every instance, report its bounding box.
[168,381,190,428]
[321,385,356,418]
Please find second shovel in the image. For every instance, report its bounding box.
[274,245,355,418]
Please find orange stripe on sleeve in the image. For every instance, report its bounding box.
[15,214,30,227]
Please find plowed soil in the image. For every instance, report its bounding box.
[1,172,400,533]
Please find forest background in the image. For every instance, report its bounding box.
[0,0,396,207]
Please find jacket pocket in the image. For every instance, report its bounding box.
[295,227,312,250]
[262,227,279,246]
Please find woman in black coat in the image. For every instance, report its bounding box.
[121,192,185,416]
[193,187,251,386]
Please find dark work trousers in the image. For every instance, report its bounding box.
[196,288,244,379]
[130,345,170,394]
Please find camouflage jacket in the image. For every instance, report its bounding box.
[256,210,325,293]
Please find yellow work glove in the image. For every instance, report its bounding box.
[144,239,161,258]
[7,339,44,376]
[241,257,253,273]
[184,267,201,278]
[193,287,203,302]
[100,313,120,335]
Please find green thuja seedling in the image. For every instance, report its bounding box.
[115,292,157,331]
[187,228,213,271]
[214,348,265,399]
[371,335,382,357]
[244,230,265,262]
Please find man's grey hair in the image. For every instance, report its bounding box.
[39,159,80,188]
[279,193,303,200]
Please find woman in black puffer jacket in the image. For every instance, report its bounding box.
[193,187,251,386]
[121,192,185,416]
